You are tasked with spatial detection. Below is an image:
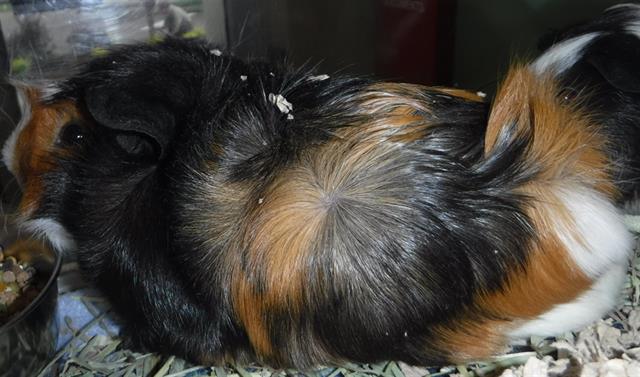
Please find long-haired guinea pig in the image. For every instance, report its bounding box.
[1,30,634,368]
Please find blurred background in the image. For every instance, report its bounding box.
[0,0,628,207]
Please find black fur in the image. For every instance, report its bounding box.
[29,38,540,367]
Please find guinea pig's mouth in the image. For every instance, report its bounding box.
[18,217,76,255]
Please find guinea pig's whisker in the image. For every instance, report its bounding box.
[0,106,17,130]
[231,12,253,52]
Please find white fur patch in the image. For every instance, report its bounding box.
[554,187,633,278]
[509,263,627,338]
[22,218,76,253]
[2,88,32,179]
[509,185,633,338]
[532,33,600,76]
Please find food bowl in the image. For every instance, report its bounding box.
[0,235,61,377]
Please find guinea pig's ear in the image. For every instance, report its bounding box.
[586,34,640,93]
[85,86,175,159]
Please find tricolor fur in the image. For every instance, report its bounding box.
[535,3,640,203]
[2,25,634,369]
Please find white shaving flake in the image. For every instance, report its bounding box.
[398,362,431,377]
[308,74,330,82]
[268,93,293,114]
[522,357,549,376]
[287,114,294,120]
[498,356,568,377]
[240,75,248,81]
[258,198,264,204]
[500,310,640,377]
[210,49,222,56]
[269,72,275,77]
[476,91,487,98]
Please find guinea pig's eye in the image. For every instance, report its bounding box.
[58,123,86,146]
[114,133,159,161]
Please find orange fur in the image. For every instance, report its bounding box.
[231,163,328,359]
[433,66,617,361]
[435,216,592,362]
[434,221,591,361]
[228,84,455,360]
[485,66,616,199]
[14,91,82,216]
[433,320,507,362]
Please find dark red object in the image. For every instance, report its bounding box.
[376,0,457,85]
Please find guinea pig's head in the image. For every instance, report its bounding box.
[1,39,225,254]
[2,84,88,251]
[533,3,640,201]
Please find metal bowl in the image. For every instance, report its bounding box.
[0,238,61,377]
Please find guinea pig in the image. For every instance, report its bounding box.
[1,36,634,368]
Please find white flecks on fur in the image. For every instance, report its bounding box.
[554,186,633,278]
[21,218,76,253]
[532,33,600,76]
[2,87,32,179]
[268,93,293,114]
[240,75,248,81]
[509,263,627,338]
[209,49,222,56]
